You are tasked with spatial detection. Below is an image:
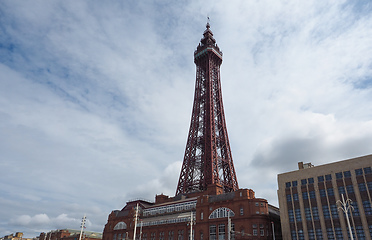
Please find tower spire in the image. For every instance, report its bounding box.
[176,25,239,195]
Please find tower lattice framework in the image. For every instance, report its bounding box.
[176,23,239,195]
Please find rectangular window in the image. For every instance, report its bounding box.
[286,182,291,188]
[287,194,292,202]
[335,172,343,179]
[315,228,323,240]
[322,205,330,219]
[301,179,307,185]
[312,207,319,220]
[325,174,332,181]
[343,171,351,178]
[209,226,216,240]
[326,228,335,240]
[334,227,343,239]
[177,230,183,240]
[298,230,304,240]
[159,232,164,240]
[240,207,243,215]
[291,230,297,240]
[346,185,354,193]
[209,225,216,240]
[260,229,264,236]
[304,207,311,221]
[293,193,299,201]
[302,192,308,199]
[330,204,338,218]
[308,229,315,240]
[292,180,298,186]
[364,167,372,174]
[168,231,174,240]
[363,201,372,215]
[308,178,314,184]
[355,225,365,239]
[352,202,360,216]
[358,183,367,192]
[253,229,257,236]
[309,191,316,199]
[327,188,334,196]
[338,186,345,195]
[355,168,363,176]
[295,208,302,222]
[319,189,326,197]
[288,209,294,222]
[218,224,225,240]
[318,176,324,182]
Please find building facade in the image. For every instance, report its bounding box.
[103,23,281,240]
[38,229,102,240]
[1,232,24,240]
[103,188,280,240]
[278,154,372,240]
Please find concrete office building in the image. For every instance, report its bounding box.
[278,154,372,240]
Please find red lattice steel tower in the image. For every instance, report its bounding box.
[176,23,239,195]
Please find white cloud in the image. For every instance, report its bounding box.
[10,214,50,227]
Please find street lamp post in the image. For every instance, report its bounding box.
[79,215,86,240]
[189,211,193,240]
[227,211,231,240]
[139,220,143,240]
[337,194,354,240]
[133,203,139,240]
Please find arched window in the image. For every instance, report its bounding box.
[114,222,127,230]
[209,207,235,219]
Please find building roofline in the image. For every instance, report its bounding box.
[278,153,372,176]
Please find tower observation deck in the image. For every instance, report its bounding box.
[176,23,239,195]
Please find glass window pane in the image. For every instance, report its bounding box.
[318,176,324,182]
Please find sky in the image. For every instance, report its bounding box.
[1,0,372,238]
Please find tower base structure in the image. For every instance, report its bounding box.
[103,188,281,240]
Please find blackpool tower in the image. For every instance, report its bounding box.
[176,23,239,195]
[103,24,281,240]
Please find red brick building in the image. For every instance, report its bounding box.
[103,187,280,240]
[103,23,281,240]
